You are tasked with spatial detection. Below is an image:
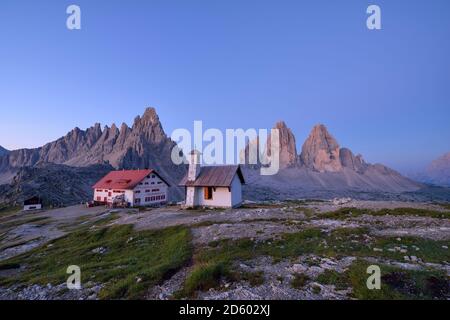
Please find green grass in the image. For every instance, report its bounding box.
[312,285,322,294]
[0,206,21,217]
[317,270,350,290]
[179,261,228,297]
[347,259,449,300]
[266,228,449,263]
[0,263,21,270]
[315,259,449,299]
[178,226,449,297]
[371,237,450,264]
[236,270,265,287]
[0,225,192,299]
[320,207,450,220]
[438,203,450,210]
[291,273,310,289]
[261,227,373,259]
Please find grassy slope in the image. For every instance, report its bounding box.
[0,202,449,300]
[0,225,192,299]
[178,227,450,298]
[320,207,450,220]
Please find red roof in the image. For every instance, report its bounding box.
[93,169,162,190]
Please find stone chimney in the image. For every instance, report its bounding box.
[188,150,202,181]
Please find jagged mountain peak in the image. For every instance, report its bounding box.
[274,121,288,129]
[339,147,368,173]
[142,107,159,121]
[0,107,179,170]
[266,120,298,169]
[309,124,339,149]
[131,107,167,144]
[300,124,342,172]
[120,122,129,132]
[133,107,160,126]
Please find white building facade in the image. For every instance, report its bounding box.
[180,151,245,208]
[23,196,43,211]
[93,169,169,207]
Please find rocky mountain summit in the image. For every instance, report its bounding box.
[266,121,298,169]
[263,123,371,174]
[243,121,422,199]
[0,108,185,185]
[300,124,343,172]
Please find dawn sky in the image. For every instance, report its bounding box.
[0,0,449,174]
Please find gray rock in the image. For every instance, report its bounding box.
[300,124,342,173]
[266,121,298,169]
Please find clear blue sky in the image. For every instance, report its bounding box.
[0,0,449,173]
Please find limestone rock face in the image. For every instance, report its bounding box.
[266,121,298,169]
[339,148,368,174]
[300,124,342,173]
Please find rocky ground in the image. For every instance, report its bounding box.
[0,199,449,300]
[0,205,108,261]
[0,282,102,300]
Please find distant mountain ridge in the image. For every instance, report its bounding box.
[242,121,421,199]
[0,108,187,203]
[410,152,450,187]
[0,109,426,204]
[0,108,186,186]
[426,152,450,186]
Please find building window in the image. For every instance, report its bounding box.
[145,190,150,193]
[204,187,213,200]
[152,189,160,192]
[152,175,155,178]
[135,190,141,194]
[135,198,141,204]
